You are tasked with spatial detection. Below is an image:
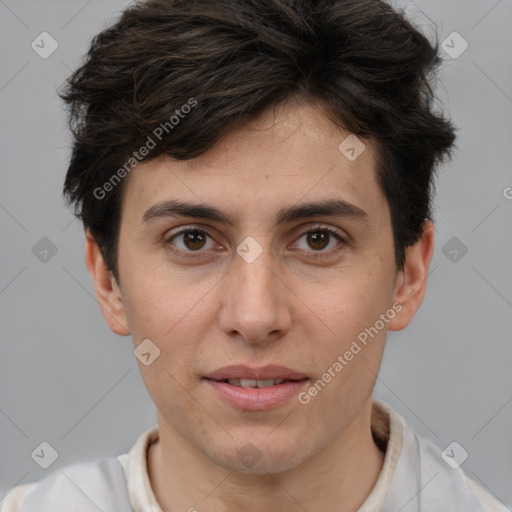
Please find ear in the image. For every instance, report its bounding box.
[388,220,435,331]
[85,230,131,336]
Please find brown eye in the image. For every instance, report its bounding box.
[165,228,217,258]
[181,230,207,251]
[306,231,330,251]
[293,226,345,256]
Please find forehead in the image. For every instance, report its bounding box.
[120,100,387,227]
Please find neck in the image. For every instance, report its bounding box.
[148,398,385,512]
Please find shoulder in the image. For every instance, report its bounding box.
[0,455,132,512]
[0,484,38,512]
[375,399,510,512]
[463,476,511,512]
[1,425,158,512]
[413,432,509,511]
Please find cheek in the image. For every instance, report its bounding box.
[299,258,394,394]
[121,257,200,337]
[306,263,394,342]
[301,319,387,433]
[124,275,207,418]
[122,267,222,386]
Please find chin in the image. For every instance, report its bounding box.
[205,436,311,475]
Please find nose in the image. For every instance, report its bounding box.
[217,244,293,346]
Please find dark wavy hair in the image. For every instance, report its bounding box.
[60,0,456,282]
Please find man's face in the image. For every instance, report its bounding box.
[109,100,407,473]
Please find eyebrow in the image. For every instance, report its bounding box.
[142,198,370,227]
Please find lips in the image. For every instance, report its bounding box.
[203,365,309,411]
[204,364,308,382]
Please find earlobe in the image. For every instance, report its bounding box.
[388,220,435,332]
[84,231,131,336]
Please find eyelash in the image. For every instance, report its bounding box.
[163,224,348,260]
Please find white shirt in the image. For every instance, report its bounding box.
[1,399,509,511]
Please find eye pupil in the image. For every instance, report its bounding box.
[184,231,206,250]
[308,231,329,250]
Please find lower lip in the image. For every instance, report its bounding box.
[204,378,309,411]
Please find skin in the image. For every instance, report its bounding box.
[86,98,434,512]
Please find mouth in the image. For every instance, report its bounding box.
[202,366,309,411]
[207,377,307,388]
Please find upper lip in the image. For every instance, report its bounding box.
[204,365,308,381]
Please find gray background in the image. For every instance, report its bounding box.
[1,0,511,507]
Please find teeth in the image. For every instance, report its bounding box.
[227,378,286,388]
[255,379,278,388]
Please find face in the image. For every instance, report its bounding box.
[88,99,432,474]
